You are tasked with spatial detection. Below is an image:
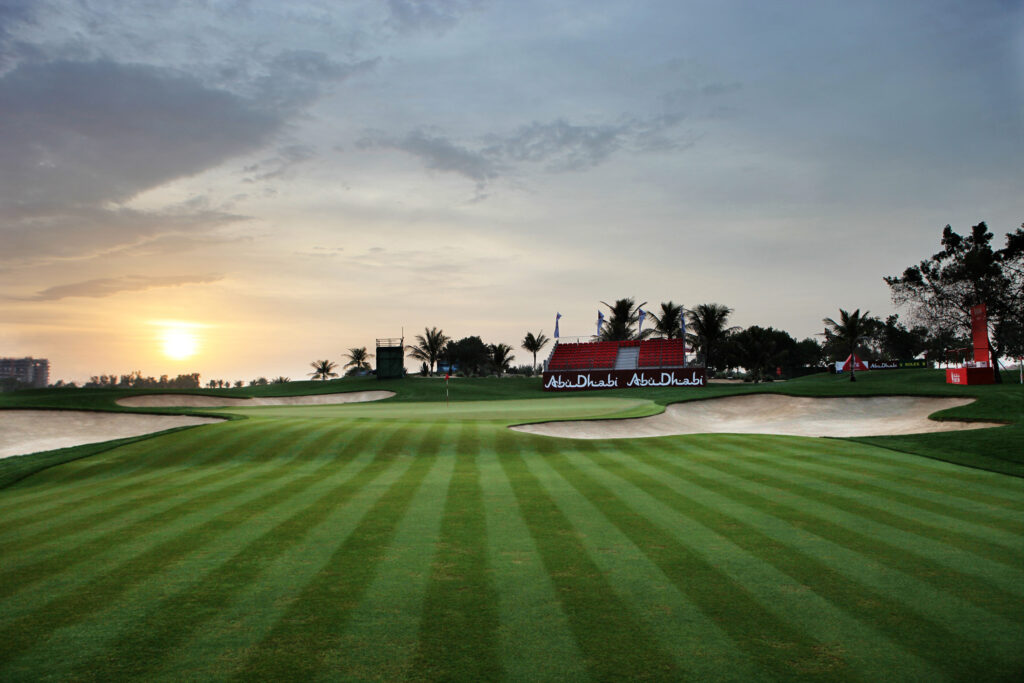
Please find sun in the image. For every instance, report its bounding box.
[160,326,200,360]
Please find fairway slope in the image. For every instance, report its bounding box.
[0,410,222,458]
[511,395,1004,439]
[116,391,395,408]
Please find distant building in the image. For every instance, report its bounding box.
[0,357,50,388]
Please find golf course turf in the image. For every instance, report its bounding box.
[0,370,1022,680]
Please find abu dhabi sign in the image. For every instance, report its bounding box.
[542,368,706,392]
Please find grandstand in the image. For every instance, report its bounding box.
[545,339,688,372]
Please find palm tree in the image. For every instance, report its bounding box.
[687,303,739,372]
[406,327,450,375]
[271,376,290,384]
[490,343,515,376]
[308,359,338,381]
[646,301,684,339]
[343,347,373,373]
[823,308,872,382]
[521,331,551,371]
[599,298,651,341]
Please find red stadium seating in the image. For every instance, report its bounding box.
[547,339,688,371]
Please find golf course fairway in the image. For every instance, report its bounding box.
[1,372,1022,681]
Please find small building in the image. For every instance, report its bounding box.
[375,338,405,379]
[0,357,50,388]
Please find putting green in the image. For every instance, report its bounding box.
[216,396,661,422]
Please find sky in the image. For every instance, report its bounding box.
[1,0,1022,383]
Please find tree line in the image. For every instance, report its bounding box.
[84,372,201,389]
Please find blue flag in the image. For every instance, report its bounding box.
[554,312,561,338]
[597,310,605,337]
[679,306,686,340]
[638,308,646,335]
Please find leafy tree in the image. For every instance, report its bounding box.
[443,336,491,376]
[490,343,515,376]
[308,359,338,381]
[521,331,550,371]
[343,347,374,373]
[406,327,450,375]
[598,297,653,341]
[645,301,685,339]
[876,315,929,360]
[271,376,290,384]
[686,303,739,372]
[793,337,825,369]
[823,309,873,382]
[885,221,1024,382]
[730,326,790,382]
[250,377,269,386]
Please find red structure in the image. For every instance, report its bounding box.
[543,339,705,392]
[946,303,995,385]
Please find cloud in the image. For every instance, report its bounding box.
[360,112,694,186]
[498,119,628,172]
[0,60,282,208]
[295,246,346,258]
[358,128,502,183]
[242,144,316,183]
[0,0,35,69]
[24,274,224,301]
[386,0,482,34]
[0,204,250,266]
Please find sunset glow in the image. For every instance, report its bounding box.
[158,324,201,361]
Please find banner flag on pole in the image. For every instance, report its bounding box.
[554,312,561,338]
[638,308,646,335]
[680,306,687,366]
[597,310,605,337]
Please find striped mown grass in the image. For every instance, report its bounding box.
[1,401,1022,681]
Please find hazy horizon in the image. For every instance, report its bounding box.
[2,1,1022,383]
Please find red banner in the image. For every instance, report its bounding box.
[542,368,706,392]
[971,303,990,365]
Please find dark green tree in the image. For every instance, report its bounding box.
[521,331,550,371]
[686,303,739,372]
[885,221,1024,382]
[444,337,491,376]
[599,298,651,341]
[343,347,374,374]
[792,337,825,370]
[646,301,685,339]
[730,326,791,382]
[308,359,338,381]
[406,327,450,375]
[822,309,873,382]
[489,343,515,376]
[876,315,929,360]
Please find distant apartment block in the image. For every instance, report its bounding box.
[0,357,50,388]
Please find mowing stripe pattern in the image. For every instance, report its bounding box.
[1,415,1022,681]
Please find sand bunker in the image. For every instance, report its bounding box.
[116,391,395,408]
[511,395,1004,439]
[0,410,223,459]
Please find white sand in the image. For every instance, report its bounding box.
[0,410,223,459]
[510,395,1004,439]
[116,391,396,408]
